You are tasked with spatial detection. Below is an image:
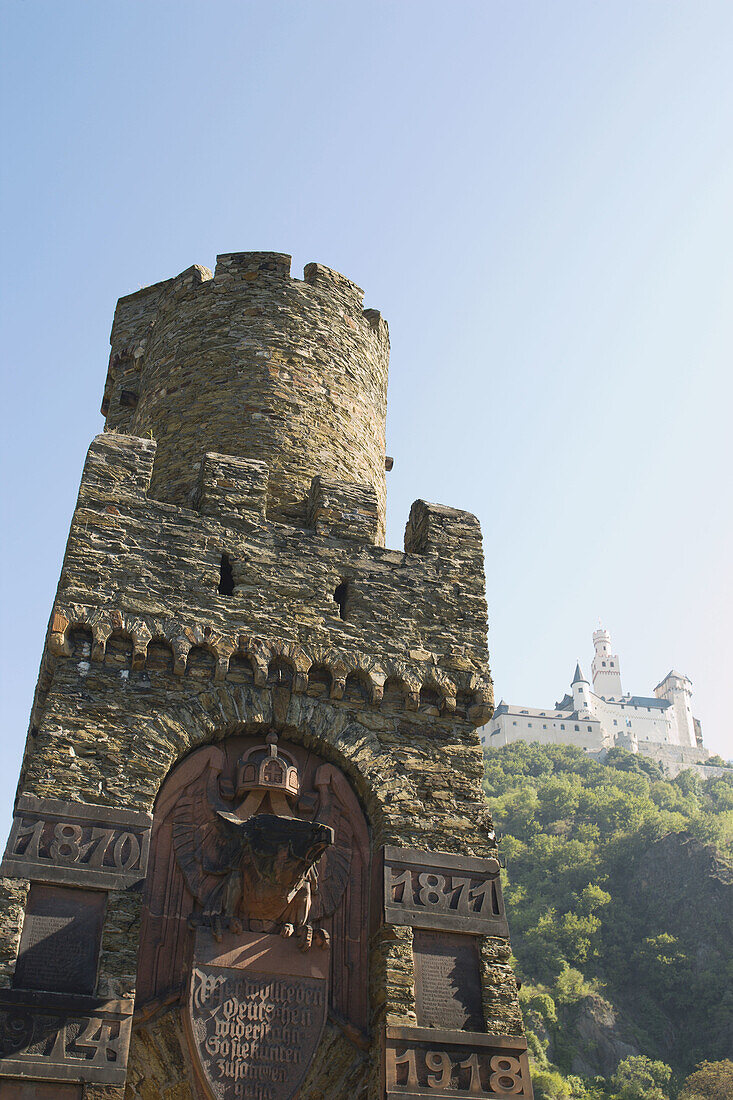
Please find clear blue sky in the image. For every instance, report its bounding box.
[1,1,732,839]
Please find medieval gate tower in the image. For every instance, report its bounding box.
[0,253,531,1100]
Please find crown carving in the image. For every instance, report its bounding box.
[234,733,300,801]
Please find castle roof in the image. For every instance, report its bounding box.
[492,701,600,723]
[571,662,587,685]
[627,695,672,710]
[654,670,692,691]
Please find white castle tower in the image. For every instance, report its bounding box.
[591,626,623,698]
[655,671,697,748]
[572,662,593,716]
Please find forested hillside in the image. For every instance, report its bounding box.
[483,744,733,1100]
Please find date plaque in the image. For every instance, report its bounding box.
[1,795,152,890]
[0,988,133,1086]
[385,1026,532,1099]
[384,847,509,937]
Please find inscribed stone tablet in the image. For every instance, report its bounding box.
[13,884,105,995]
[413,929,483,1031]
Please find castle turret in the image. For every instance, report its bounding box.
[655,670,697,747]
[572,661,593,715]
[102,252,391,541]
[592,626,623,698]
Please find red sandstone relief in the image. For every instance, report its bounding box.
[136,735,371,1045]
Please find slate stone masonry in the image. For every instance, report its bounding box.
[102,252,390,542]
[0,254,528,1099]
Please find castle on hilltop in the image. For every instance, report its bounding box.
[482,627,719,777]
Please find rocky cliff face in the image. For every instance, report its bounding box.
[618,830,733,934]
[554,994,640,1078]
[605,830,733,1070]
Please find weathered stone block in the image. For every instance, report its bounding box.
[214,250,292,281]
[77,433,156,504]
[307,475,379,543]
[194,452,268,522]
[405,498,484,561]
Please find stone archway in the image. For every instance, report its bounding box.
[127,733,371,1100]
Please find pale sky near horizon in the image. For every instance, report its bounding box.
[1,1,732,840]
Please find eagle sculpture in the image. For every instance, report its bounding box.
[170,745,351,949]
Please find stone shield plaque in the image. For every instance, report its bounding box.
[187,929,328,1100]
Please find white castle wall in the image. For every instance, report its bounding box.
[482,629,713,773]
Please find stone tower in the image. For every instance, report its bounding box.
[655,670,697,748]
[0,253,531,1100]
[591,627,622,698]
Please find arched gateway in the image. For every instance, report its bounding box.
[0,253,532,1099]
[133,734,371,1097]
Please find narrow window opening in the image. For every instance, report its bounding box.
[268,658,293,686]
[228,654,254,685]
[148,640,174,672]
[345,672,369,701]
[218,553,234,596]
[419,685,442,714]
[334,581,349,620]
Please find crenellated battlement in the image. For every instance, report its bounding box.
[101,253,390,539]
[105,252,384,341]
[37,431,491,732]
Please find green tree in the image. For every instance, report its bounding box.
[610,1055,672,1100]
[537,774,582,824]
[673,770,702,799]
[604,748,664,779]
[576,883,611,916]
[531,1068,572,1100]
[631,932,691,997]
[678,1060,733,1100]
[554,963,595,1005]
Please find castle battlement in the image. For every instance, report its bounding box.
[101,254,390,539]
[27,430,492,759]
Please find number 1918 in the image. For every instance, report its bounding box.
[389,1045,525,1095]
